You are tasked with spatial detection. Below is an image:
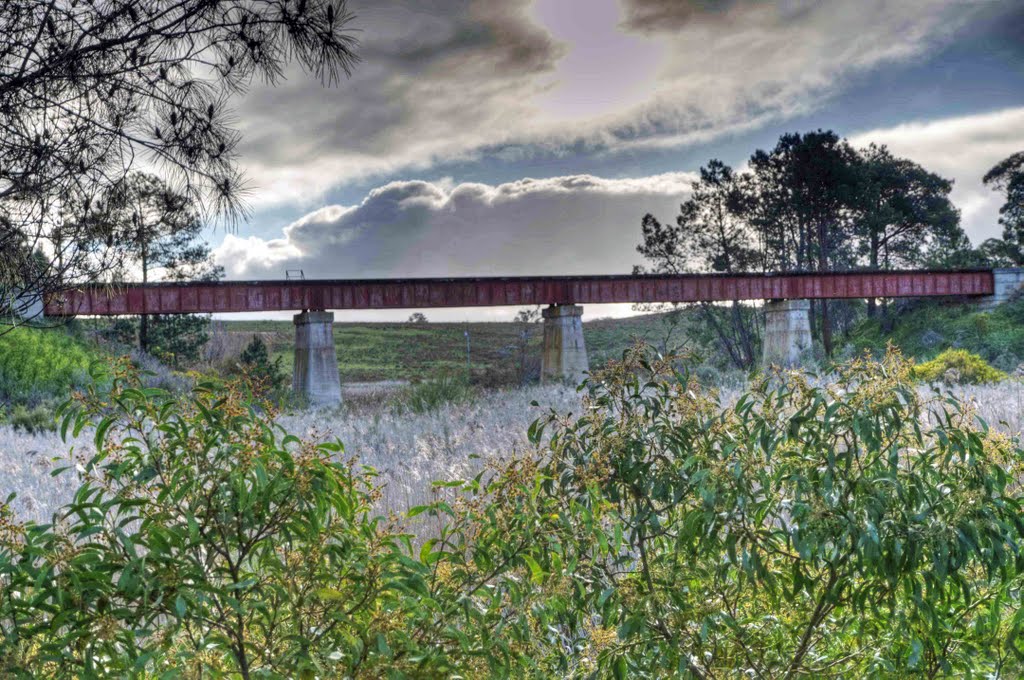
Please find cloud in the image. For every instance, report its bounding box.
[620,0,746,33]
[214,172,694,283]
[849,107,1024,243]
[232,0,988,208]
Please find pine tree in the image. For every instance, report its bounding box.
[983,151,1024,264]
[105,172,223,365]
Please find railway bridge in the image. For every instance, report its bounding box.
[44,268,1024,405]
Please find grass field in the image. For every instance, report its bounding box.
[5,379,1022,526]
[215,312,680,383]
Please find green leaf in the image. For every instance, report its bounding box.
[94,415,115,450]
[522,554,544,584]
[407,504,431,518]
[613,655,628,679]
[908,639,923,668]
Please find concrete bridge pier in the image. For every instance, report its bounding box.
[982,268,1024,308]
[762,299,812,368]
[292,310,342,406]
[541,304,589,384]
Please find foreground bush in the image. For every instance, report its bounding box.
[522,348,1024,677]
[0,363,541,677]
[3,350,1024,677]
[912,347,1007,384]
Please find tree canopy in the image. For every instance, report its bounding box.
[0,0,358,318]
[983,151,1024,264]
[637,131,970,363]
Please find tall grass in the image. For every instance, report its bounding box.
[0,326,98,401]
[397,373,473,414]
[4,379,1022,527]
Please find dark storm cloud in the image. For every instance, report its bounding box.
[357,0,558,74]
[231,0,1000,210]
[234,0,564,205]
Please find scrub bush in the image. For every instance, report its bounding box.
[0,326,96,401]
[4,350,1024,677]
[0,362,545,678]
[518,347,1024,677]
[398,373,473,414]
[237,335,288,398]
[7,403,57,433]
[912,347,1007,385]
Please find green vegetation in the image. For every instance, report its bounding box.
[227,320,528,382]
[638,132,973,366]
[846,296,1024,372]
[398,373,473,414]
[912,348,1007,385]
[221,314,680,385]
[0,326,100,402]
[0,403,62,434]
[3,351,1024,676]
[237,335,289,398]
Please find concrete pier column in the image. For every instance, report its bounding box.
[292,310,342,406]
[762,299,812,368]
[981,268,1024,308]
[541,304,589,384]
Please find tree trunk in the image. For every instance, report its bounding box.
[732,301,756,368]
[817,220,832,356]
[867,232,880,319]
[139,239,149,352]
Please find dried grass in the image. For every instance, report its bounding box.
[3,381,1021,526]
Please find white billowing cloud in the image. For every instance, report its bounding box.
[234,0,986,208]
[849,107,1024,243]
[214,172,694,284]
[215,235,302,278]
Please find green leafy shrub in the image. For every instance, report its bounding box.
[238,334,288,397]
[912,347,1007,384]
[98,318,137,346]
[0,326,97,401]
[4,351,1024,677]
[846,297,1024,366]
[516,348,1024,676]
[147,313,211,368]
[0,362,543,677]
[7,402,57,433]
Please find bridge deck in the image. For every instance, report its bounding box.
[44,270,994,316]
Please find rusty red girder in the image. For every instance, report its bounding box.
[44,270,995,316]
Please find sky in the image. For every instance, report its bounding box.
[208,0,1024,321]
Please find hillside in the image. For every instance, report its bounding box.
[844,295,1024,372]
[216,312,686,383]
[220,297,1024,385]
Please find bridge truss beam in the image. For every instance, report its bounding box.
[45,270,995,316]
